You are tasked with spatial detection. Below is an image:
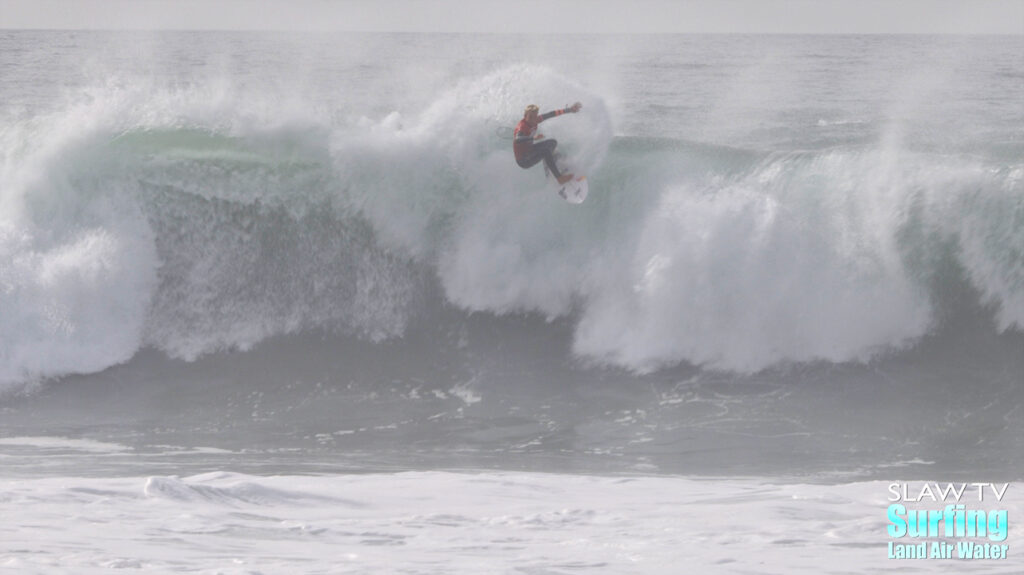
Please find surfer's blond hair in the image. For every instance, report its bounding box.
[524,104,539,117]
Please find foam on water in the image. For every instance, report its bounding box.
[2,471,1021,574]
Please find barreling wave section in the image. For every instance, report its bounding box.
[1,65,1021,388]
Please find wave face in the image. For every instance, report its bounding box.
[1,60,1021,389]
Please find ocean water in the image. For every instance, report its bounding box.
[1,31,1022,573]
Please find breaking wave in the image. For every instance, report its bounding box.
[1,65,1021,388]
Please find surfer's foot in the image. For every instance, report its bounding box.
[557,173,574,185]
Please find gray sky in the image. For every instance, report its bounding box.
[1,0,1022,34]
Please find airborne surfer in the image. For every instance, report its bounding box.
[513,102,582,185]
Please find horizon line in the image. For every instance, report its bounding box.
[2,27,1022,37]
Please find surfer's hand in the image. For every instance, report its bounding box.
[534,133,544,140]
[569,102,582,113]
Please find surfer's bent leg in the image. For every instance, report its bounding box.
[538,140,562,179]
[516,140,562,179]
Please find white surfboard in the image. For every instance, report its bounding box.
[558,175,589,204]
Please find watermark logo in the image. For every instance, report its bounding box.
[886,482,1010,560]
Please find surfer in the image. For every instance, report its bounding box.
[514,102,582,185]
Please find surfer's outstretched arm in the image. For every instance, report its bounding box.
[539,102,582,122]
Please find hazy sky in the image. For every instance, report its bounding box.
[1,0,1022,34]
